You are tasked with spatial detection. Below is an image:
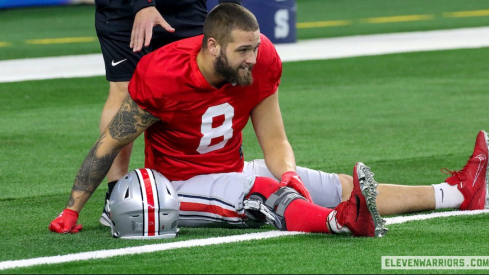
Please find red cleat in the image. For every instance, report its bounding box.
[332,162,387,237]
[443,130,489,210]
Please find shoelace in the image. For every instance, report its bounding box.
[440,153,478,181]
[441,167,468,181]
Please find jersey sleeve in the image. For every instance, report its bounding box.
[128,56,162,117]
[256,34,283,101]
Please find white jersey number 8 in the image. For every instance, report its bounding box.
[197,103,234,154]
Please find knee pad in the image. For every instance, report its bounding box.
[244,186,306,231]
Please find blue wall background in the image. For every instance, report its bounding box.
[0,0,296,43]
[0,0,85,9]
[208,0,297,43]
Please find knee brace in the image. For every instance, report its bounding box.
[244,187,306,231]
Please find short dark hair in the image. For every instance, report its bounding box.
[202,3,259,49]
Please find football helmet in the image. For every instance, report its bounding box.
[108,168,180,239]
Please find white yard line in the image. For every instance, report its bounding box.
[385,209,489,225]
[1,210,488,271]
[0,231,303,270]
[275,26,489,62]
[1,26,489,83]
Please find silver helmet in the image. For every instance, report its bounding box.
[108,168,180,239]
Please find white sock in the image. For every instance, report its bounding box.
[432,182,464,209]
[327,210,351,234]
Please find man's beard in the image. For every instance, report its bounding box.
[214,49,254,86]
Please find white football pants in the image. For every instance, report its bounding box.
[172,159,342,228]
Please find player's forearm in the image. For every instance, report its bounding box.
[66,137,120,213]
[64,94,157,212]
[263,140,296,179]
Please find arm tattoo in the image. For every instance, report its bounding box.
[108,95,159,142]
[68,135,118,207]
[67,96,158,207]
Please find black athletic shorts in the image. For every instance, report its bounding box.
[95,0,208,82]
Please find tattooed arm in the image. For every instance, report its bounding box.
[66,94,160,213]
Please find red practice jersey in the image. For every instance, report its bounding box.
[128,34,282,181]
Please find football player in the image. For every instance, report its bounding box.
[50,3,487,238]
[51,3,386,237]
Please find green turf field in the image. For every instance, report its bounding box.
[1,1,489,274]
[1,0,489,59]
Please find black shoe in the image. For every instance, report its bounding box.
[99,181,117,227]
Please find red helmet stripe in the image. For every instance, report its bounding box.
[137,168,158,236]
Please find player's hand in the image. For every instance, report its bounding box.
[130,6,175,52]
[49,209,83,234]
[279,171,313,202]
